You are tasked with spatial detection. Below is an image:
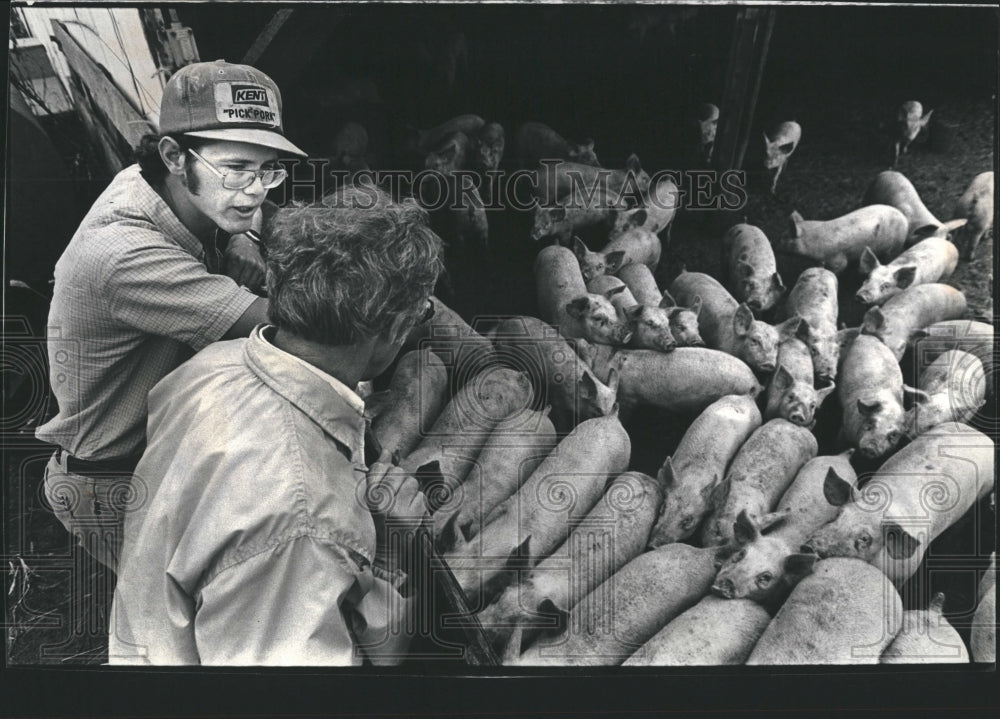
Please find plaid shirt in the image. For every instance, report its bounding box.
[36,165,257,460]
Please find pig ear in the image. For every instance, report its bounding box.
[708,480,730,511]
[789,211,804,238]
[793,317,812,344]
[884,522,921,560]
[773,364,794,391]
[604,284,628,300]
[759,509,790,534]
[606,365,621,395]
[912,224,941,240]
[628,209,648,229]
[862,307,886,335]
[565,296,590,320]
[733,304,754,337]
[893,265,917,290]
[604,251,627,274]
[772,272,785,292]
[549,206,567,222]
[823,466,854,507]
[657,456,676,489]
[857,398,883,416]
[783,552,818,579]
[733,509,759,545]
[434,508,463,553]
[903,384,932,405]
[579,370,597,399]
[625,153,642,172]
[763,131,773,147]
[736,260,755,279]
[929,592,947,615]
[536,598,570,637]
[942,218,968,233]
[816,381,837,403]
[689,295,703,317]
[572,237,588,262]
[699,476,719,505]
[859,247,881,275]
[623,304,644,324]
[921,109,934,125]
[658,291,676,309]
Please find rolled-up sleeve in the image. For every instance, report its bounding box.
[193,535,413,666]
[105,234,257,350]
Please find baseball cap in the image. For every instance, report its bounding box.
[159,60,307,157]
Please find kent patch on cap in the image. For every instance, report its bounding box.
[158,60,306,157]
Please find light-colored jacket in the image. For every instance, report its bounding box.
[109,326,412,665]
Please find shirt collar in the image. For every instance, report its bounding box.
[243,325,367,462]
[125,164,208,262]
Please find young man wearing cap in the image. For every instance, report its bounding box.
[109,187,443,665]
[36,61,307,572]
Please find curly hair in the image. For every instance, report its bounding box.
[265,186,444,346]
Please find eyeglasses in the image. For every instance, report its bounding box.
[419,299,435,325]
[187,148,288,190]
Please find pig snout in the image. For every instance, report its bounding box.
[855,289,873,305]
[747,299,763,313]
[711,578,736,599]
[788,409,807,425]
[800,539,826,558]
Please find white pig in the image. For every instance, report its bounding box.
[861,170,967,245]
[764,331,837,428]
[952,171,994,260]
[904,350,986,438]
[722,223,785,313]
[838,335,908,460]
[861,283,968,361]
[572,231,661,283]
[856,237,959,306]
[763,121,802,194]
[785,205,909,275]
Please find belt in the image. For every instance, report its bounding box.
[55,447,143,476]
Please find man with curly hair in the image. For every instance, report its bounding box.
[109,186,444,665]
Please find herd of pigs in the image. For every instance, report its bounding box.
[362,103,995,666]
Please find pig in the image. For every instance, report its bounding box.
[505,544,721,666]
[658,291,705,347]
[423,130,470,175]
[474,122,505,172]
[695,103,720,165]
[881,593,969,664]
[784,205,909,274]
[534,244,634,346]
[722,223,785,313]
[369,348,450,458]
[785,267,840,383]
[400,367,534,511]
[805,422,995,587]
[589,347,762,416]
[623,596,771,666]
[530,202,615,244]
[747,558,903,664]
[711,452,856,605]
[856,237,959,306]
[488,316,620,432]
[700,419,818,547]
[446,410,631,608]
[432,406,558,550]
[904,350,986,438]
[476,471,663,652]
[763,121,802,194]
[608,177,680,244]
[838,335,907,459]
[764,333,837,428]
[893,101,933,166]
[861,171,967,246]
[971,553,996,663]
[952,171,994,260]
[910,319,994,400]
[648,394,762,547]
[535,155,650,208]
[861,283,968,361]
[514,121,599,168]
[572,232,661,284]
[414,114,486,156]
[587,275,676,353]
[670,270,801,375]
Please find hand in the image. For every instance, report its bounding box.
[366,450,430,532]
[224,234,266,291]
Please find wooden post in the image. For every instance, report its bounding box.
[237,7,347,90]
[713,8,776,172]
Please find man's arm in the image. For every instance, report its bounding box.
[220,297,270,340]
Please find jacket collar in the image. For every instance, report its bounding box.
[243,325,366,463]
